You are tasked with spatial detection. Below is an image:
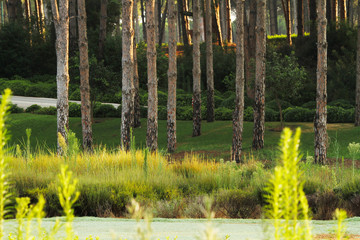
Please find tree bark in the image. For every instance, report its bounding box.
[297,0,305,37]
[220,0,227,41]
[213,0,223,45]
[69,0,77,55]
[193,0,201,137]
[140,0,147,41]
[167,0,177,153]
[24,0,31,29]
[133,0,141,128]
[146,0,158,151]
[281,0,292,45]
[269,0,278,35]
[180,0,191,45]
[205,0,215,122]
[355,3,360,126]
[225,0,233,43]
[331,0,338,22]
[252,0,266,150]
[232,0,245,163]
[308,0,316,35]
[314,0,327,164]
[158,0,168,45]
[121,0,135,151]
[339,0,346,20]
[245,0,256,100]
[77,0,92,151]
[50,0,70,154]
[38,0,45,36]
[98,0,108,59]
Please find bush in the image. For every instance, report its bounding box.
[158,91,168,106]
[2,80,30,96]
[283,107,315,122]
[158,106,167,120]
[177,94,192,107]
[328,99,354,109]
[93,104,118,118]
[25,83,56,98]
[266,99,292,111]
[26,104,42,113]
[327,106,354,123]
[9,103,24,113]
[69,89,81,101]
[214,107,233,120]
[177,106,193,120]
[69,102,81,117]
[244,107,254,121]
[301,101,316,109]
[220,95,235,109]
[35,106,57,115]
[140,106,147,118]
[265,108,279,122]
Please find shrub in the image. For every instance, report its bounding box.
[2,80,30,96]
[140,106,147,118]
[265,108,279,121]
[93,104,118,118]
[26,104,42,113]
[35,106,57,115]
[266,100,292,111]
[69,89,81,101]
[328,99,354,109]
[220,95,235,109]
[69,102,81,117]
[25,83,56,98]
[177,106,193,120]
[301,101,316,109]
[9,103,24,113]
[158,90,168,106]
[283,107,315,122]
[214,107,233,120]
[158,106,167,120]
[177,94,192,107]
[244,106,254,121]
[327,106,354,123]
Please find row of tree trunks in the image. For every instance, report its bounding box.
[314,0,328,164]
[50,0,70,153]
[232,0,245,163]
[252,0,266,150]
[167,0,177,153]
[133,0,141,129]
[146,0,158,151]
[77,0,92,152]
[192,0,201,137]
[205,0,214,123]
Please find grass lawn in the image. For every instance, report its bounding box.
[6,113,360,159]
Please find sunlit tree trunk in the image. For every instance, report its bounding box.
[133,0,141,128]
[252,0,266,150]
[205,0,214,122]
[158,0,168,45]
[121,0,135,151]
[232,0,245,163]
[146,0,158,151]
[98,0,107,59]
[77,0,92,151]
[281,0,292,45]
[193,0,201,137]
[220,0,226,41]
[213,0,223,45]
[50,0,70,153]
[331,0,338,22]
[167,0,177,153]
[354,3,360,126]
[225,0,232,43]
[339,0,346,20]
[179,0,191,45]
[314,0,327,164]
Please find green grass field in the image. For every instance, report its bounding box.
[6,113,360,160]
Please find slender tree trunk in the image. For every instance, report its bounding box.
[69,0,77,55]
[193,0,201,137]
[38,0,45,36]
[252,0,266,150]
[158,0,168,45]
[205,0,214,122]
[355,3,360,126]
[24,0,31,30]
[326,0,331,22]
[180,0,191,45]
[177,2,182,43]
[140,0,147,41]
[98,0,108,59]
[35,0,40,30]
[308,0,316,35]
[281,0,292,45]
[245,0,256,100]
[220,0,227,41]
[331,0,338,22]
[213,0,223,45]
[77,0,92,151]
[297,0,304,36]
[339,0,346,20]
[167,0,177,153]
[146,0,158,151]
[133,0,141,128]
[314,0,327,164]
[121,0,135,151]
[50,0,70,153]
[269,0,278,35]
[232,0,245,163]
[225,0,232,43]
[155,0,159,43]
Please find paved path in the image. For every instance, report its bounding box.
[3,217,360,240]
[0,95,120,109]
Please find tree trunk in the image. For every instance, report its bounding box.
[339,0,346,20]
[326,0,331,23]
[146,0,158,151]
[205,0,215,122]
[77,0,92,151]
[281,0,292,45]
[232,0,245,163]
[269,0,278,35]
[38,0,45,36]
[245,0,256,100]
[355,3,360,126]
[69,0,77,55]
[220,0,227,41]
[225,0,232,43]
[331,0,338,22]
[180,0,191,45]
[98,0,108,59]
[308,0,316,35]
[314,0,327,164]
[140,0,147,41]
[193,0,201,137]
[252,0,266,150]
[133,0,141,128]
[297,0,304,37]
[24,0,31,29]
[213,0,223,46]
[276,98,284,129]
[158,0,168,45]
[121,0,135,151]
[50,0,70,154]
[0,1,4,27]
[167,0,177,153]
[7,0,17,22]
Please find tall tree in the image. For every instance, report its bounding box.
[252,0,266,150]
[77,0,92,151]
[205,0,215,122]
[193,0,201,136]
[297,0,304,37]
[167,0,177,153]
[232,0,245,163]
[69,0,77,55]
[133,0,141,128]
[158,0,168,45]
[122,0,135,151]
[331,0,338,22]
[314,0,327,164]
[213,0,223,45]
[339,0,346,20]
[50,0,70,152]
[355,2,360,126]
[269,0,278,35]
[281,0,292,45]
[179,0,192,45]
[225,0,232,43]
[140,0,147,41]
[245,0,256,100]
[37,0,45,36]
[98,0,108,59]
[146,0,158,151]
